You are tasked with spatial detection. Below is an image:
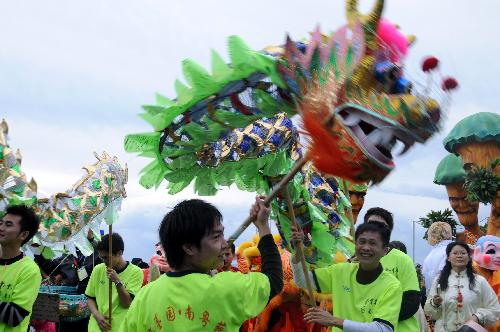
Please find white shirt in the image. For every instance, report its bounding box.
[424,270,500,331]
[422,240,452,293]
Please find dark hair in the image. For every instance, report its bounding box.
[159,199,223,269]
[389,240,407,254]
[5,205,40,245]
[437,241,476,292]
[131,257,149,269]
[131,258,143,265]
[97,233,125,254]
[355,222,391,247]
[364,207,394,232]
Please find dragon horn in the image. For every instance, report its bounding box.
[366,0,385,30]
[346,0,384,50]
[345,0,360,25]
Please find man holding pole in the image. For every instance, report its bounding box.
[291,222,402,331]
[120,197,283,331]
[85,233,142,332]
[363,207,422,332]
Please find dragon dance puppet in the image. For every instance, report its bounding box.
[126,0,454,267]
[0,119,128,258]
[124,0,457,330]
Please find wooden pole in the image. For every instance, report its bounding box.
[282,187,316,307]
[108,224,113,325]
[228,156,308,243]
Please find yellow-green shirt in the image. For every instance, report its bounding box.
[381,249,421,332]
[0,256,41,332]
[85,263,143,332]
[120,271,270,331]
[315,263,402,332]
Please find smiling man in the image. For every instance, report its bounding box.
[120,197,283,331]
[364,207,422,332]
[0,205,41,332]
[292,222,402,332]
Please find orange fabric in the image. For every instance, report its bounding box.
[302,109,357,180]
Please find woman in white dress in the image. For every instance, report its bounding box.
[424,241,500,331]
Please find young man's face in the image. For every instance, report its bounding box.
[0,214,27,246]
[98,250,123,269]
[222,246,235,269]
[191,221,226,272]
[355,231,388,269]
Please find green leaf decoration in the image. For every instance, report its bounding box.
[214,109,258,128]
[464,159,500,204]
[167,178,193,195]
[143,105,168,116]
[254,53,284,88]
[194,171,219,196]
[164,167,198,184]
[174,79,192,104]
[140,161,168,189]
[210,49,232,79]
[182,59,216,95]
[168,154,197,170]
[155,93,175,107]
[228,35,255,70]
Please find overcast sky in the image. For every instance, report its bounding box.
[1,0,497,264]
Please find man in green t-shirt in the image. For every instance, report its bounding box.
[0,205,41,332]
[363,207,421,332]
[120,197,284,331]
[85,233,143,332]
[292,222,402,332]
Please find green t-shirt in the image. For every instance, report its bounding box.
[314,263,402,332]
[380,249,421,332]
[120,271,270,331]
[0,256,41,332]
[85,263,143,332]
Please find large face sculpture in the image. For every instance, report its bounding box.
[347,182,368,224]
[473,235,500,271]
[445,183,479,228]
[444,112,500,235]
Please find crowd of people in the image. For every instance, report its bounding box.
[0,198,499,332]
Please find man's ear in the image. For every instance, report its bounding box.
[182,243,197,257]
[18,230,29,243]
[116,250,124,256]
[383,246,389,256]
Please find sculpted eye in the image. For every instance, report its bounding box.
[486,249,496,255]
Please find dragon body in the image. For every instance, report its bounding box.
[0,119,127,258]
[126,0,445,266]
